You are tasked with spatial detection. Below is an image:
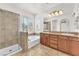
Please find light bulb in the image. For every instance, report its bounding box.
[59,10,63,15]
[48,14,51,17]
[51,13,55,16]
[55,12,59,16]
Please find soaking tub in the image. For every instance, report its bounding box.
[28,35,40,49]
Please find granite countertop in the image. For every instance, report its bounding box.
[41,32,79,38]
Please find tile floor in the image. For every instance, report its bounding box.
[13,44,70,56]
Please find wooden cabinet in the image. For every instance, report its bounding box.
[49,34,58,49]
[70,37,79,55]
[40,33,49,46]
[40,32,79,55]
[58,36,70,53]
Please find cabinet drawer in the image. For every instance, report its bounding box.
[50,40,57,44]
[70,37,79,41]
[50,44,57,49]
[50,35,57,38]
[44,35,49,37]
[50,37,57,41]
[59,36,68,39]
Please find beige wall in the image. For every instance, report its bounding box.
[0,9,19,49]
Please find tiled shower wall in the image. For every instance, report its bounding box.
[0,9,19,49]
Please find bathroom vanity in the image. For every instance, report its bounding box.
[40,32,79,56]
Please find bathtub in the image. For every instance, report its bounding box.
[0,44,22,56]
[28,35,40,49]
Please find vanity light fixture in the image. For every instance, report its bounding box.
[48,10,63,17]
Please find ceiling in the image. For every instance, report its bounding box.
[3,3,75,17]
[5,3,60,15]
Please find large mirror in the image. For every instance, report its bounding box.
[43,21,51,32]
[60,18,70,32]
[74,16,79,32]
[52,20,58,31]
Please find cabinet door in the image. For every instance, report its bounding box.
[70,37,79,55]
[40,33,49,46]
[49,34,58,49]
[45,34,49,46]
[58,37,65,51]
[40,33,46,45]
[58,36,70,53]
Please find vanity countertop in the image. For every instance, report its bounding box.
[41,32,79,38]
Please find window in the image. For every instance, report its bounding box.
[20,16,33,33]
